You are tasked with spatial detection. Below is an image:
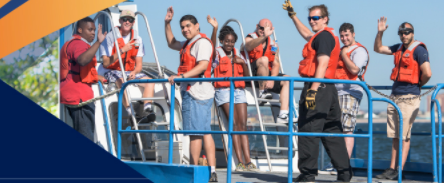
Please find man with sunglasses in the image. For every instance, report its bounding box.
[374,17,432,180]
[283,1,352,182]
[243,19,291,124]
[100,9,156,124]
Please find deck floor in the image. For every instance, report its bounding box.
[214,168,434,183]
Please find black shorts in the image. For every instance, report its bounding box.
[249,60,285,93]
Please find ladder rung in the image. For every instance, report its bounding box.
[132,97,166,101]
[138,122,170,127]
[263,123,288,127]
[143,149,156,152]
[257,98,280,103]
[267,146,297,151]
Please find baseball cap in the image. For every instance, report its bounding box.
[120,9,135,19]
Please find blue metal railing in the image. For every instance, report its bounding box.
[98,81,113,155]
[430,84,444,183]
[116,76,405,183]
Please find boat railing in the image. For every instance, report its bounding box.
[115,76,414,183]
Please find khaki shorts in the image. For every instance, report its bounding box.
[387,94,420,140]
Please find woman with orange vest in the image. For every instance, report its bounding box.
[208,16,259,172]
[165,8,218,182]
[100,10,156,124]
[283,2,352,182]
[60,17,104,141]
[374,18,432,180]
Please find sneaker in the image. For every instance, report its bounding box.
[209,172,218,182]
[245,162,260,172]
[235,163,246,172]
[385,169,406,180]
[321,162,337,175]
[276,113,289,124]
[293,174,315,182]
[137,108,156,124]
[375,168,396,179]
[258,91,272,105]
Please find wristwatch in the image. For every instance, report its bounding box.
[180,74,184,78]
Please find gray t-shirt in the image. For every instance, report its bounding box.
[335,47,368,100]
[179,35,215,100]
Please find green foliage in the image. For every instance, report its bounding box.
[0,35,59,117]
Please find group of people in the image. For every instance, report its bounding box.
[60,0,432,182]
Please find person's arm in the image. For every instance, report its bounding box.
[310,54,329,90]
[165,6,182,51]
[207,15,218,60]
[420,62,432,87]
[102,40,135,68]
[374,16,393,55]
[78,24,107,66]
[245,22,274,52]
[127,57,143,80]
[289,15,314,42]
[168,61,209,85]
[233,54,250,77]
[341,47,360,75]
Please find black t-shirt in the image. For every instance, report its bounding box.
[388,44,429,95]
[311,31,336,56]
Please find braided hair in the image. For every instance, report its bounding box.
[218,26,238,43]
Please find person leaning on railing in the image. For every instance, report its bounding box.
[283,0,353,182]
[100,9,156,124]
[60,17,105,141]
[207,16,259,172]
[164,6,218,182]
[373,17,432,180]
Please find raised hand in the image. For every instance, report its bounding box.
[97,24,107,43]
[264,22,274,37]
[165,6,174,24]
[207,15,218,28]
[378,16,388,32]
[282,0,296,18]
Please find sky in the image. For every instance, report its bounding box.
[123,0,444,112]
[8,0,441,112]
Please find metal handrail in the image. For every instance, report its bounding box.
[98,81,113,155]
[116,77,407,183]
[430,83,444,183]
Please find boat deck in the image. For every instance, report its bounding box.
[215,168,433,183]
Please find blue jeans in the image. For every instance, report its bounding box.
[181,91,214,136]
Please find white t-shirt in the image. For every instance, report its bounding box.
[100,28,145,58]
[179,35,215,100]
[335,47,369,100]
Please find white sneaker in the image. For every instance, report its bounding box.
[320,162,337,175]
[276,113,289,124]
[259,91,272,100]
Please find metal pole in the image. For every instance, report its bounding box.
[220,18,273,171]
[367,86,373,183]
[98,81,114,155]
[168,84,176,164]
[287,79,294,182]
[227,79,235,183]
[135,12,163,76]
[93,11,146,161]
[431,99,439,183]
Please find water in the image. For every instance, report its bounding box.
[210,122,440,165]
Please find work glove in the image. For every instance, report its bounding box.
[305,89,317,110]
[282,0,296,18]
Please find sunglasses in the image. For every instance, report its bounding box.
[121,17,135,23]
[398,30,413,36]
[308,16,323,21]
[258,25,265,31]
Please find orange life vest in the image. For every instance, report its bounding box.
[244,32,275,70]
[178,33,213,83]
[60,34,98,84]
[390,41,426,84]
[213,47,245,88]
[298,27,340,79]
[105,27,138,71]
[335,42,369,81]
